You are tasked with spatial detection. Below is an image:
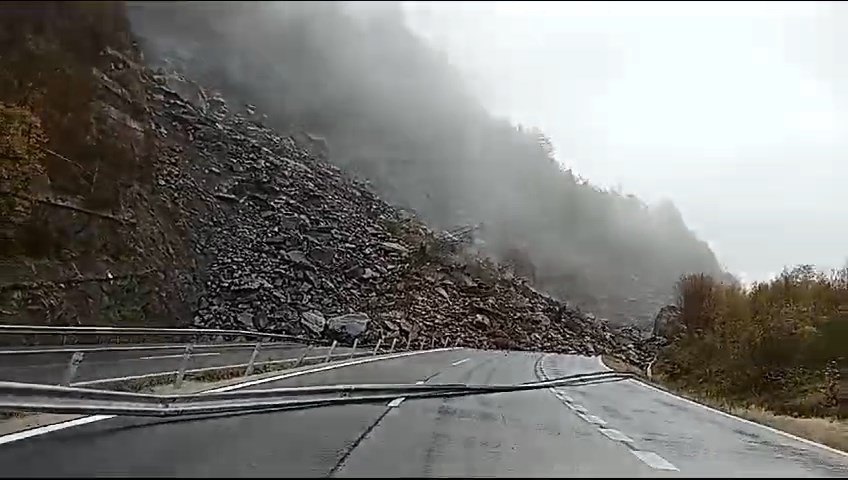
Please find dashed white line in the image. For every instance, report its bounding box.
[451,358,470,366]
[139,352,221,360]
[631,450,679,471]
[595,355,848,459]
[387,397,405,408]
[571,403,588,414]
[585,415,607,426]
[599,428,634,443]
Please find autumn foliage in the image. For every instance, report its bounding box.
[0,103,47,218]
[657,267,848,417]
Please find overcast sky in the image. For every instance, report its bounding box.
[402,0,847,283]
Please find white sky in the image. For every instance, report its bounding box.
[403,1,848,283]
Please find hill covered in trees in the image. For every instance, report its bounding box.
[126,1,725,327]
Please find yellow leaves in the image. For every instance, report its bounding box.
[0,102,47,162]
[0,103,48,218]
[665,267,848,415]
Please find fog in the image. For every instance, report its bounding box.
[129,1,819,325]
[403,1,848,284]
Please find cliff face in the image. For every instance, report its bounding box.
[0,1,196,336]
[0,1,650,364]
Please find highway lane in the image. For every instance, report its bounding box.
[0,343,354,385]
[0,349,847,477]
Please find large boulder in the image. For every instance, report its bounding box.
[652,304,683,339]
[327,312,371,338]
[301,311,326,335]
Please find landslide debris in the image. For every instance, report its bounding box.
[0,1,651,366]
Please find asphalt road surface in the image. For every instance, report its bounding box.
[1,349,847,477]
[0,342,353,385]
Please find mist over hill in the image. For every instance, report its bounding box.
[127,1,726,326]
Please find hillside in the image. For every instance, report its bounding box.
[0,1,651,365]
[126,1,726,327]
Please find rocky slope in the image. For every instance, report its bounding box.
[0,1,651,365]
[126,1,726,328]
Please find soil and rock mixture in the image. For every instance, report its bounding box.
[0,2,652,366]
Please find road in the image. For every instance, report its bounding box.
[0,342,352,385]
[1,349,847,477]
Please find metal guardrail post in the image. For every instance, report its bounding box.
[62,352,85,386]
[405,336,412,351]
[372,337,383,356]
[348,338,359,359]
[295,345,313,367]
[389,338,397,353]
[324,340,337,363]
[244,342,262,377]
[173,344,194,388]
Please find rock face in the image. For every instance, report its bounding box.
[0,2,653,366]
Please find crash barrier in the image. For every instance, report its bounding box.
[0,324,458,388]
[0,371,634,417]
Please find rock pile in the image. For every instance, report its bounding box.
[101,53,652,365]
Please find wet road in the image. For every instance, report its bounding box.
[0,349,846,477]
[0,342,352,385]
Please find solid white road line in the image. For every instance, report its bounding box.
[630,450,679,471]
[599,428,634,443]
[451,358,470,366]
[139,353,221,360]
[0,347,461,445]
[596,355,848,458]
[0,415,112,447]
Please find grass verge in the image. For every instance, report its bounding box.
[601,354,848,454]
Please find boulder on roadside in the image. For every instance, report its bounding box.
[327,312,370,338]
[301,310,326,335]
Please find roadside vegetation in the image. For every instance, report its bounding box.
[606,265,848,452]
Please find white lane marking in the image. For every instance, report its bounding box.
[599,428,634,443]
[387,397,405,408]
[560,393,574,403]
[139,353,220,360]
[585,415,608,426]
[595,356,848,458]
[0,347,461,445]
[575,412,591,423]
[571,403,588,414]
[451,358,470,366]
[416,381,425,384]
[0,415,112,447]
[631,450,679,471]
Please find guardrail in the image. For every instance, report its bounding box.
[0,371,633,417]
[0,324,461,389]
